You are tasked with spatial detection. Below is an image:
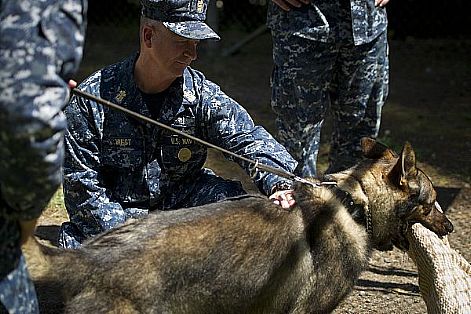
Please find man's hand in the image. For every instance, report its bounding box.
[375,0,390,7]
[269,190,296,209]
[19,218,38,245]
[68,79,78,89]
[272,0,311,12]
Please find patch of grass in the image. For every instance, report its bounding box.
[47,188,65,210]
[41,187,67,224]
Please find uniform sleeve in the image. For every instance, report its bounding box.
[63,76,144,237]
[201,80,298,195]
[0,0,86,220]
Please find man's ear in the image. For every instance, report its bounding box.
[390,141,418,190]
[142,25,154,48]
[361,137,396,160]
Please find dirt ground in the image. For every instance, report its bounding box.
[25,27,470,313]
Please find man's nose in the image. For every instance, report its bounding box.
[184,41,198,61]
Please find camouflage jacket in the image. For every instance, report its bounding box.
[0,0,86,277]
[63,53,297,237]
[267,0,388,46]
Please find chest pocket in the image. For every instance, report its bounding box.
[100,104,146,169]
[100,136,149,205]
[157,109,206,180]
[101,137,144,168]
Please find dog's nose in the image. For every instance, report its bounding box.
[435,217,454,237]
[444,219,454,234]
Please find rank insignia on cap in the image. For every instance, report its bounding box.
[115,90,127,103]
[178,147,192,162]
[197,0,204,14]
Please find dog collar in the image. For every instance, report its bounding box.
[326,185,373,237]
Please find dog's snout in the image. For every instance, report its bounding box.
[427,210,454,237]
[409,204,454,237]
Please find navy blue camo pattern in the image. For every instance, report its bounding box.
[267,0,389,176]
[59,53,297,248]
[0,0,86,312]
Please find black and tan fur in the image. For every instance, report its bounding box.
[30,138,453,313]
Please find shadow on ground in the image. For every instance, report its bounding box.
[436,187,462,211]
[35,225,61,247]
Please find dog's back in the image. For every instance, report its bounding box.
[34,190,369,314]
[32,139,453,314]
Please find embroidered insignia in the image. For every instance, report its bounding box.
[177,147,192,162]
[196,0,204,14]
[115,90,127,103]
[114,138,132,147]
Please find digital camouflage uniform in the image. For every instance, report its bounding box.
[267,0,389,177]
[59,54,297,249]
[0,0,86,313]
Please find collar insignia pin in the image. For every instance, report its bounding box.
[115,90,127,103]
[196,0,204,13]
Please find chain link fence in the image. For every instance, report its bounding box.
[79,0,469,79]
[87,0,469,39]
[87,0,267,31]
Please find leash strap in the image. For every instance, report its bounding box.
[71,87,335,188]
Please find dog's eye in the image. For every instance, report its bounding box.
[409,193,420,201]
[421,204,432,215]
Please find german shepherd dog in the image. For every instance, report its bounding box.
[30,138,453,313]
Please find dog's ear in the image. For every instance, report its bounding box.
[390,142,420,191]
[361,137,396,160]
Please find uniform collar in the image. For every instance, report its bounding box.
[111,53,199,127]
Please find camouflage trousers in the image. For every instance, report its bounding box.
[0,256,39,314]
[59,169,246,249]
[270,31,389,177]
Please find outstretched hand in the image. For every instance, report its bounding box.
[269,189,296,209]
[272,0,310,11]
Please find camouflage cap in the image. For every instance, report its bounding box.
[141,0,220,40]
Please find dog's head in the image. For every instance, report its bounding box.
[360,138,454,251]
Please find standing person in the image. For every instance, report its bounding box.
[268,0,390,177]
[0,0,87,313]
[58,0,297,249]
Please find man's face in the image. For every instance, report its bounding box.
[149,23,199,78]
